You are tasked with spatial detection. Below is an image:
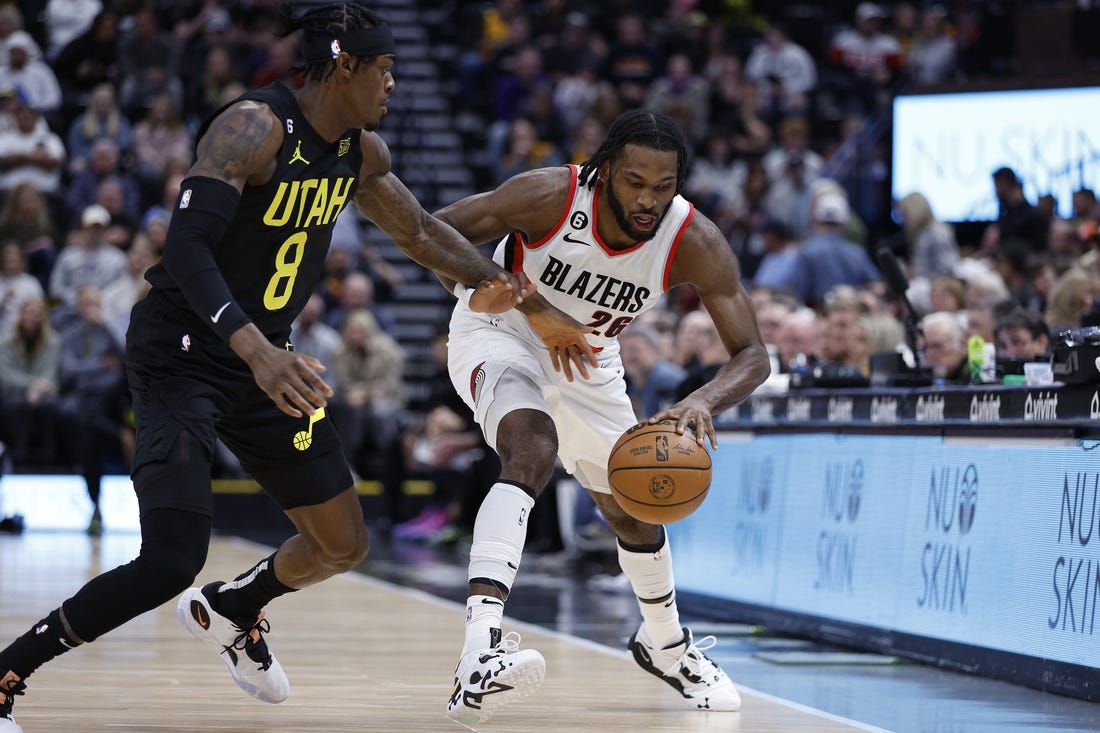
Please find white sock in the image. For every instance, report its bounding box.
[461,594,505,655]
[618,532,684,648]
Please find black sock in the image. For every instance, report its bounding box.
[0,609,79,679]
[206,553,296,625]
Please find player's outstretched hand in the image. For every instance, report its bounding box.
[523,296,597,382]
[468,272,536,314]
[649,396,717,449]
[251,346,333,418]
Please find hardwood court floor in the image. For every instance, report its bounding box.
[0,534,888,733]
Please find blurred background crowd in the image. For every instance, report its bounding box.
[0,0,1098,544]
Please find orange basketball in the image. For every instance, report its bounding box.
[607,421,712,524]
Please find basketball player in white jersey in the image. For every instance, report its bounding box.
[435,109,771,724]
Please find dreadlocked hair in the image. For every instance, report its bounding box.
[578,109,688,193]
[276,2,386,81]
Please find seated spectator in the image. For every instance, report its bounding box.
[675,311,730,399]
[671,308,714,371]
[491,116,563,186]
[64,138,142,231]
[995,308,1050,361]
[52,9,121,111]
[820,287,869,365]
[101,233,156,344]
[89,175,140,248]
[645,52,710,145]
[0,294,61,467]
[604,12,664,107]
[0,240,43,337]
[964,303,998,345]
[825,3,904,116]
[329,308,405,483]
[117,5,183,118]
[788,192,880,308]
[929,274,966,313]
[743,24,816,122]
[291,292,342,380]
[0,99,65,198]
[851,312,905,377]
[66,83,133,176]
[44,0,100,62]
[619,324,686,417]
[897,191,958,279]
[131,92,193,201]
[752,219,799,295]
[775,307,822,372]
[323,269,396,335]
[57,284,125,534]
[683,134,747,227]
[5,31,62,117]
[0,182,58,289]
[920,311,969,384]
[1045,267,1100,335]
[908,5,957,86]
[49,204,129,312]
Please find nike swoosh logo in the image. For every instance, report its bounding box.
[191,599,211,629]
[210,301,231,323]
[562,231,589,245]
[480,598,504,606]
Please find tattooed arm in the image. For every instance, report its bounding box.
[353,131,528,311]
[164,101,333,418]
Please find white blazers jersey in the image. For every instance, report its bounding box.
[480,164,694,353]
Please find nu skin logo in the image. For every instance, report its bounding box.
[917,463,977,613]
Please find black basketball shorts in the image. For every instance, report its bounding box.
[125,294,353,517]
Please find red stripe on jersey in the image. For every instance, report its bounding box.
[524,165,578,249]
[663,204,694,292]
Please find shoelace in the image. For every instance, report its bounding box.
[228,613,273,671]
[662,634,719,679]
[496,631,524,654]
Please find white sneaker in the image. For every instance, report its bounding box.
[0,670,24,733]
[176,583,289,704]
[628,625,742,711]
[445,632,546,724]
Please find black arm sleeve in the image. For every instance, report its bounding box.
[160,176,252,341]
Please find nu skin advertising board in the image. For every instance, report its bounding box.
[669,433,1100,670]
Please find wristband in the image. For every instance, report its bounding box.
[453,283,474,307]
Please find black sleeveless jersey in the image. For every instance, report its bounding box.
[146,82,364,343]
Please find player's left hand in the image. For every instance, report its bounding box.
[468,272,536,314]
[649,397,717,449]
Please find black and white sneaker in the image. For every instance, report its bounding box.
[176,583,289,703]
[445,632,546,724]
[628,625,741,711]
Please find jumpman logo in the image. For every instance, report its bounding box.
[289,140,310,166]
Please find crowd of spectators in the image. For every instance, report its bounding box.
[0,1,1098,543]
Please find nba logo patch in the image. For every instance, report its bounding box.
[180,334,191,352]
[179,189,192,208]
[330,38,341,58]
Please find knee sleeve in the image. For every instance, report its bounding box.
[468,482,536,596]
[63,508,212,642]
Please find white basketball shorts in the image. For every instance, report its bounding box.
[446,308,637,494]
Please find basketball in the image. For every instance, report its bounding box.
[607,421,712,524]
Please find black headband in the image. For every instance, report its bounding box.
[301,25,395,64]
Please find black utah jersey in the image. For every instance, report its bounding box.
[145,82,364,342]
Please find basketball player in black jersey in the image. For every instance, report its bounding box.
[0,4,538,729]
